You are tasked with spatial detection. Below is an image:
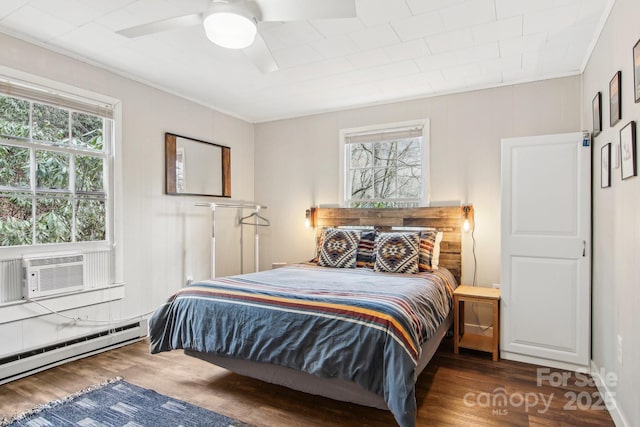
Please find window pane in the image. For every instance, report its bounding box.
[76,155,104,192]
[0,95,30,138]
[72,112,103,150]
[32,103,69,143]
[374,167,396,198]
[350,168,373,199]
[0,145,30,188]
[374,141,396,168]
[397,167,421,198]
[350,143,372,168]
[397,138,421,167]
[0,194,33,246]
[36,150,69,190]
[36,197,72,243]
[76,198,105,241]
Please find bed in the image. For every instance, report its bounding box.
[148,207,464,427]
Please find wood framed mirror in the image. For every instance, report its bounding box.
[165,133,231,197]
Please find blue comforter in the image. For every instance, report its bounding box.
[149,264,456,427]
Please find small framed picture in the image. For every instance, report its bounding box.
[601,143,611,188]
[634,38,640,103]
[620,121,636,180]
[610,71,621,126]
[592,92,602,137]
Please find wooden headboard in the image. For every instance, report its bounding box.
[312,206,467,284]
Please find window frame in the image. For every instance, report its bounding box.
[0,70,120,266]
[339,119,430,207]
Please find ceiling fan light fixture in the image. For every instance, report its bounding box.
[203,5,257,50]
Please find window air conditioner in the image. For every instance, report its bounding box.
[23,253,85,299]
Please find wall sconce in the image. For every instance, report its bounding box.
[462,205,474,232]
[304,207,317,228]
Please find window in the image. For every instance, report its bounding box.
[0,78,114,250]
[341,120,429,207]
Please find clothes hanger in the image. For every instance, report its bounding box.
[239,211,270,226]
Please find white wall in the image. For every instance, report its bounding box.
[582,0,640,425]
[0,33,254,355]
[254,77,582,287]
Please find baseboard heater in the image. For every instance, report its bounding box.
[0,320,147,385]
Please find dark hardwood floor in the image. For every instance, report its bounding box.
[0,337,615,426]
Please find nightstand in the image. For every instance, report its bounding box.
[453,285,500,361]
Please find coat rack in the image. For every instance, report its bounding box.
[195,202,269,278]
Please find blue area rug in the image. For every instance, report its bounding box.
[2,378,254,427]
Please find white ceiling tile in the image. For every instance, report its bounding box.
[0,0,612,121]
[524,6,578,35]
[414,51,459,72]
[495,0,554,20]
[0,5,76,42]
[341,60,419,86]
[480,54,522,74]
[309,35,360,59]
[277,57,355,83]
[0,0,30,20]
[346,48,389,69]
[53,22,127,54]
[440,0,496,32]
[272,45,324,69]
[355,0,411,27]
[499,33,547,56]
[348,24,400,51]
[383,39,430,62]
[404,0,465,16]
[310,17,364,38]
[456,42,500,64]
[442,63,482,83]
[390,11,445,42]
[472,16,522,44]
[425,29,474,54]
[259,21,323,51]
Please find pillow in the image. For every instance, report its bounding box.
[373,232,420,274]
[418,229,444,271]
[310,227,328,262]
[356,230,377,268]
[318,228,361,268]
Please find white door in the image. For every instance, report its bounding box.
[501,132,591,370]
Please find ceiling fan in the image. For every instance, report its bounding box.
[116,0,357,73]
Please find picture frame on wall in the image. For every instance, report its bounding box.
[601,143,611,188]
[609,71,622,126]
[620,121,636,180]
[592,92,602,136]
[634,38,640,103]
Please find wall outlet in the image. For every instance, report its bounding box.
[185,275,194,287]
[617,335,623,365]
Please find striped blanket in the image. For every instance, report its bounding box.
[149,263,456,427]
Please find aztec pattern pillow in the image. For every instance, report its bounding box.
[418,229,444,271]
[373,232,420,274]
[318,228,361,268]
[356,230,377,268]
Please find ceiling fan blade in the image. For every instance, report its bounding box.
[244,33,279,73]
[255,0,356,22]
[116,13,203,38]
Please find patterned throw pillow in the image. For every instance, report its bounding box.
[374,232,420,274]
[318,228,361,268]
[418,229,444,271]
[356,230,377,268]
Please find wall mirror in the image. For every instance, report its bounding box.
[165,133,231,197]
